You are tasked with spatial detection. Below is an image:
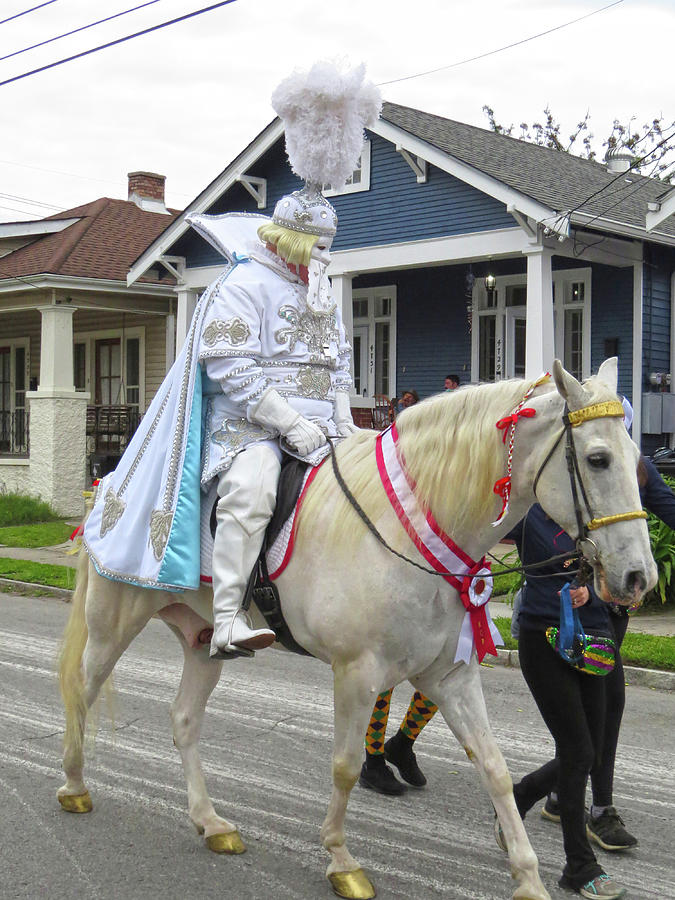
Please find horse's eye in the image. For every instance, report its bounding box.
[587,452,610,469]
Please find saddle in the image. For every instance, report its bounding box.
[209,456,313,656]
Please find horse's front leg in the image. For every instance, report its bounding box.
[169,629,245,854]
[415,661,550,900]
[320,657,382,900]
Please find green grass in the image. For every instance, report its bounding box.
[0,492,60,527]
[0,521,74,548]
[0,557,75,590]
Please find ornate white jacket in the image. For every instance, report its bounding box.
[199,246,352,483]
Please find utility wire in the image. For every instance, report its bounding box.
[0,203,41,218]
[0,0,166,64]
[0,1,58,27]
[0,191,64,210]
[0,0,238,88]
[378,0,624,86]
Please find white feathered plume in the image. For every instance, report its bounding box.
[271,60,382,190]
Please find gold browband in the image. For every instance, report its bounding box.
[586,510,648,531]
[567,400,625,427]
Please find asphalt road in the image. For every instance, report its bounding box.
[0,592,673,900]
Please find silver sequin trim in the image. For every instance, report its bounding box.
[149,509,174,561]
[202,316,251,347]
[100,488,126,538]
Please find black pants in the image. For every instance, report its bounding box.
[514,626,606,888]
[591,610,629,806]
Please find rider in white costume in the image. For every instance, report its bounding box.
[82,61,381,660]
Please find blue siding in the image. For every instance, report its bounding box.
[171,133,515,266]
[590,265,633,401]
[641,245,675,452]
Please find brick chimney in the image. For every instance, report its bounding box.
[127,171,170,214]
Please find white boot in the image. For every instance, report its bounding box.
[210,445,280,659]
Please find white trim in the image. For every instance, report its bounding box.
[236,174,267,209]
[127,119,285,286]
[646,187,675,232]
[0,273,175,299]
[552,268,591,380]
[571,211,675,248]
[351,284,397,399]
[329,227,528,276]
[372,120,569,238]
[396,146,428,183]
[632,262,643,446]
[324,141,371,197]
[0,218,80,238]
[73,326,146,413]
[181,265,224,290]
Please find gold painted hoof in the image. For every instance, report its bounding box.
[58,791,93,814]
[205,830,246,854]
[329,869,376,899]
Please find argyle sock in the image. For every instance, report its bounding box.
[399,691,439,741]
[365,689,392,758]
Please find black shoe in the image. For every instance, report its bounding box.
[358,757,406,796]
[383,732,427,788]
[586,807,638,851]
[541,794,561,823]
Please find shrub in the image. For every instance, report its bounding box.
[643,473,675,607]
[0,492,60,527]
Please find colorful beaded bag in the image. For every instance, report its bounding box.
[545,583,616,676]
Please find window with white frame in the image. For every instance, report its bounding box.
[0,338,29,454]
[351,285,396,399]
[471,268,591,382]
[73,327,146,415]
[323,141,371,197]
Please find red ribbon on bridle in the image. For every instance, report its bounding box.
[495,407,536,443]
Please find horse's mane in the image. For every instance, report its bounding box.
[299,376,554,547]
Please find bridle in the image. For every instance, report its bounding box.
[532,398,646,576]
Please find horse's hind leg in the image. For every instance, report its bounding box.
[415,662,550,900]
[320,658,381,900]
[169,630,245,854]
[58,565,157,812]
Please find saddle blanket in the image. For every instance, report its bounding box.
[199,465,320,583]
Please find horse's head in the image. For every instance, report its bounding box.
[523,357,657,607]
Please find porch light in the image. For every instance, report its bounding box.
[484,274,496,291]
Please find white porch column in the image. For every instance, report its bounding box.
[633,260,643,447]
[331,274,354,383]
[38,304,76,391]
[524,246,554,377]
[176,288,198,355]
[28,305,89,516]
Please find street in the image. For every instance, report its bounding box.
[0,592,673,900]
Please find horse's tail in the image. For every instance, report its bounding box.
[58,538,90,758]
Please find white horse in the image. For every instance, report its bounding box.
[57,358,655,900]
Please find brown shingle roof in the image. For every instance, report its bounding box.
[0,197,180,284]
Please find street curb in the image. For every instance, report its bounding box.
[3,579,674,692]
[0,577,72,600]
[489,648,675,693]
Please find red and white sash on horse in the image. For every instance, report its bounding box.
[375,424,502,664]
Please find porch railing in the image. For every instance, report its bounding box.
[0,409,29,457]
[86,405,141,457]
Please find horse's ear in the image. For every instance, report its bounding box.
[552,359,587,411]
[596,357,619,394]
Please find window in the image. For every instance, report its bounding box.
[0,339,29,455]
[323,141,371,196]
[470,268,591,382]
[352,285,396,399]
[74,327,146,413]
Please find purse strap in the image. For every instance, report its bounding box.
[559,582,586,662]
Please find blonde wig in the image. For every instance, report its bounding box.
[257,222,319,267]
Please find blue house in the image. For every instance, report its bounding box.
[129,103,675,451]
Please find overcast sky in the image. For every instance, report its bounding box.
[0,0,672,223]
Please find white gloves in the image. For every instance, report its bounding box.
[251,388,326,456]
[333,390,359,437]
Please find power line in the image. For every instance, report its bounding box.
[0,0,166,64]
[0,0,238,89]
[0,1,58,27]
[0,191,64,210]
[378,0,624,87]
[0,203,41,218]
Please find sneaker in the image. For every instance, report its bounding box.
[358,758,406,796]
[579,874,626,898]
[541,794,561,823]
[587,807,638,851]
[384,733,427,788]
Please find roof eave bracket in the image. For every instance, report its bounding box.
[236,174,267,209]
[395,145,428,183]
